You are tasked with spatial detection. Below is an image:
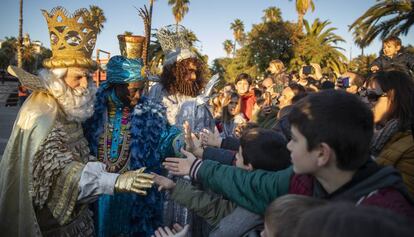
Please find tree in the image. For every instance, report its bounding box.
[168,0,190,26]
[291,19,347,74]
[0,37,17,70]
[17,0,23,68]
[294,0,315,32]
[350,0,414,46]
[352,26,368,56]
[247,21,295,73]
[223,39,234,57]
[349,53,377,77]
[262,7,282,23]
[88,5,106,33]
[230,19,246,52]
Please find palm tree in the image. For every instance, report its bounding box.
[168,0,190,26]
[262,7,282,23]
[230,19,245,53]
[294,0,315,32]
[292,19,347,74]
[350,0,414,46]
[17,0,23,68]
[88,5,106,34]
[223,39,234,57]
[352,26,368,56]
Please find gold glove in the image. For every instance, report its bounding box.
[114,167,154,195]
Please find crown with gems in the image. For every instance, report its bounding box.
[156,25,197,66]
[41,6,100,69]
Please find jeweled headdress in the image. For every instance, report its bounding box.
[156,25,197,66]
[42,6,99,69]
[117,35,146,59]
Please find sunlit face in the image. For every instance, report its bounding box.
[127,81,146,106]
[227,96,239,115]
[262,78,274,93]
[267,63,281,74]
[287,126,319,174]
[383,42,401,58]
[361,80,389,124]
[278,87,294,109]
[236,79,250,95]
[64,67,90,89]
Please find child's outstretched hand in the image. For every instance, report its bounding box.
[163,148,197,176]
[152,173,176,191]
[152,224,190,237]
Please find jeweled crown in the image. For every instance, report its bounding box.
[156,25,192,54]
[156,25,197,66]
[41,6,99,69]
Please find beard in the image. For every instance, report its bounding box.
[40,69,97,122]
[176,77,202,97]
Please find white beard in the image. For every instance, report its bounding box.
[40,69,97,123]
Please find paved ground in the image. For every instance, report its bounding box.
[0,106,20,157]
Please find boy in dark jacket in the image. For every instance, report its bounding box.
[371,36,414,74]
[163,90,414,221]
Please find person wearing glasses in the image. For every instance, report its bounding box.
[360,68,414,197]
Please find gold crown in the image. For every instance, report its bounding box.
[117,35,146,59]
[42,6,99,69]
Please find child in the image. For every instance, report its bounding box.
[371,36,414,74]
[163,90,414,220]
[156,128,291,236]
[262,195,327,237]
[295,203,414,237]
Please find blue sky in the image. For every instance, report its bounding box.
[1,0,413,64]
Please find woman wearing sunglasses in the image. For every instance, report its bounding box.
[361,69,414,198]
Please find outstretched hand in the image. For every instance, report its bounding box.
[152,224,190,237]
[152,173,176,191]
[163,148,196,176]
[183,121,204,158]
[200,127,222,148]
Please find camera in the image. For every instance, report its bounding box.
[337,77,350,88]
[303,65,313,75]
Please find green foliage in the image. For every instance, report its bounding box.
[0,36,52,73]
[223,39,234,57]
[348,53,377,77]
[405,44,414,54]
[247,21,295,74]
[88,5,106,34]
[262,7,282,23]
[168,0,190,25]
[0,37,17,70]
[350,0,414,46]
[230,19,246,48]
[290,19,347,74]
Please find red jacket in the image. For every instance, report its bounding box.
[240,91,256,121]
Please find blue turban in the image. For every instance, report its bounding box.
[106,55,144,84]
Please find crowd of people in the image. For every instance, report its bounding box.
[0,5,414,237]
[153,35,414,237]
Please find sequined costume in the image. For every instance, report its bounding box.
[83,56,183,237]
[148,25,219,236]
